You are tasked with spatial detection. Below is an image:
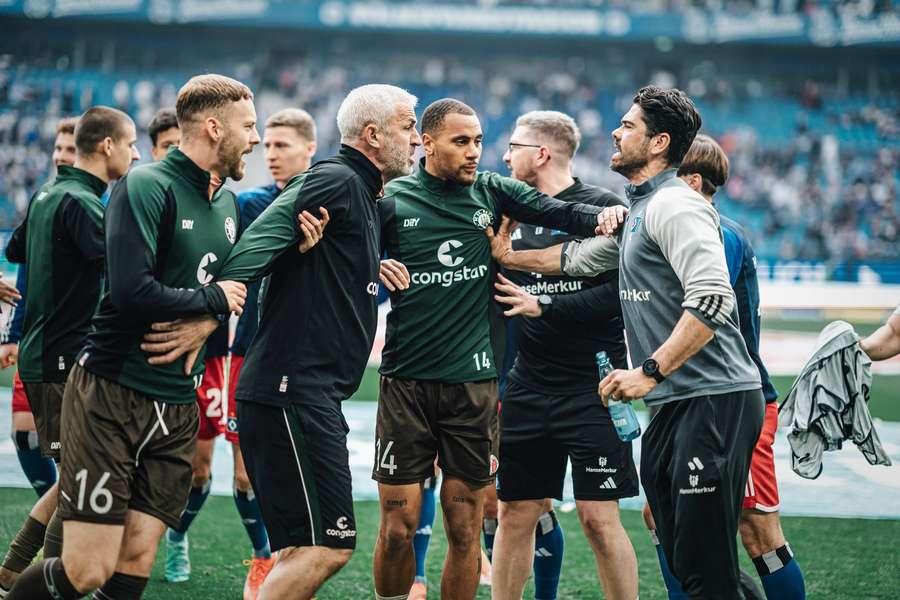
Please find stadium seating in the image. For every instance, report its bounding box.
[0,21,897,268]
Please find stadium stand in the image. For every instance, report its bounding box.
[0,5,897,273]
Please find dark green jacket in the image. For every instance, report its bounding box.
[80,148,235,404]
[378,163,601,383]
[6,166,107,383]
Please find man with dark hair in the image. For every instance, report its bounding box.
[148,107,180,162]
[670,133,805,600]
[371,98,606,600]
[0,115,81,508]
[52,118,79,168]
[6,75,253,600]
[0,106,139,598]
[490,86,765,599]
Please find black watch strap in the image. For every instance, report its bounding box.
[642,358,666,383]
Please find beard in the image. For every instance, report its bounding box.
[217,134,246,181]
[379,137,413,183]
[610,139,651,179]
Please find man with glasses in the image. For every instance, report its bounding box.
[489,87,765,599]
[488,111,639,600]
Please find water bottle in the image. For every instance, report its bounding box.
[596,351,642,442]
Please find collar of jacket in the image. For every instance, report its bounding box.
[164,147,221,196]
[624,167,678,201]
[414,157,472,195]
[339,144,383,197]
[556,177,584,200]
[56,165,108,197]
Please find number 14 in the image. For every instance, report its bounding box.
[473,351,491,371]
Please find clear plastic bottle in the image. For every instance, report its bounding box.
[596,351,642,442]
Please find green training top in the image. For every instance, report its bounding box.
[79,148,234,404]
[378,163,601,383]
[6,166,107,383]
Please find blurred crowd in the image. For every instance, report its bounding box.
[369,0,899,17]
[1,43,897,266]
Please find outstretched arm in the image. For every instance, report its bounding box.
[860,310,900,361]
[485,217,566,275]
[488,173,602,237]
[219,173,346,283]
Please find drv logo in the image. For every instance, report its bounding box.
[196,252,218,284]
[437,240,463,267]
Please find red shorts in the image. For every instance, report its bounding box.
[743,401,780,512]
[11,371,31,413]
[196,355,243,442]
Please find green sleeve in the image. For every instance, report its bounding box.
[217,186,302,283]
[126,172,166,256]
[484,172,600,237]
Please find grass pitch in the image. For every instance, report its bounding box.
[1,489,898,599]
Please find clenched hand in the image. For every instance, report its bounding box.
[298,207,330,253]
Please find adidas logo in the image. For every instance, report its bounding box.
[600,477,617,489]
[535,547,553,557]
[687,457,705,471]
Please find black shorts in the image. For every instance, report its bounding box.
[22,381,66,461]
[57,365,199,529]
[642,389,764,600]
[238,401,356,551]
[373,376,498,487]
[498,380,639,502]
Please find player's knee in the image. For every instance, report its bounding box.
[63,556,115,592]
[379,518,416,552]
[579,512,620,550]
[117,541,159,575]
[739,512,782,557]
[327,548,353,570]
[739,519,762,556]
[444,522,479,551]
[497,502,538,530]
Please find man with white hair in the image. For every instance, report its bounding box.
[216,84,421,598]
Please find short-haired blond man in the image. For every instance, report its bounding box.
[161,105,321,596]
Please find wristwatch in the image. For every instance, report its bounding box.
[536,294,553,317]
[642,357,665,383]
